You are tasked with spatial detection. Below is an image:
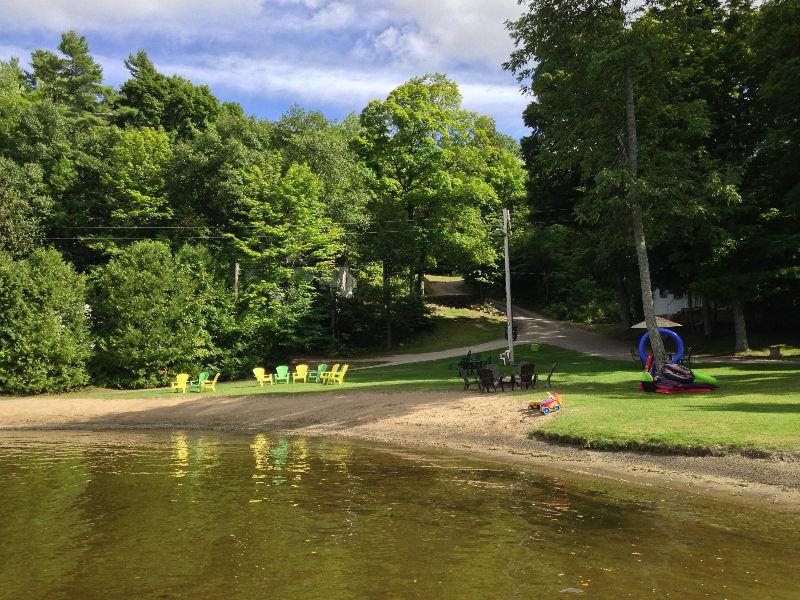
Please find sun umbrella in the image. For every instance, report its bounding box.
[630,317,682,329]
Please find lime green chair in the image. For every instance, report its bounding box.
[170,373,189,393]
[307,363,328,383]
[275,365,290,384]
[326,364,349,385]
[292,364,309,383]
[188,371,209,392]
[320,363,339,384]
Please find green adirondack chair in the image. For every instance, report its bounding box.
[275,365,290,384]
[188,371,210,392]
[307,363,328,383]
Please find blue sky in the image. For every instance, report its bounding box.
[0,0,531,139]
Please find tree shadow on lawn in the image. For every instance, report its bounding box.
[687,402,800,414]
[553,366,799,397]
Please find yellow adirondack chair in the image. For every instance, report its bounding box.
[327,364,349,385]
[319,363,339,384]
[292,364,309,383]
[202,372,220,392]
[170,373,189,393]
[253,367,273,386]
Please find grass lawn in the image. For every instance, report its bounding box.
[527,349,800,453]
[19,343,800,454]
[357,304,505,356]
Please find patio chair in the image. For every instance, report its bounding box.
[546,363,558,388]
[478,368,503,392]
[275,365,290,384]
[292,364,309,383]
[253,367,273,386]
[170,373,189,393]
[202,372,220,392]
[518,363,538,390]
[680,346,693,369]
[320,363,340,384]
[458,366,479,391]
[307,363,328,383]
[188,371,210,393]
[486,363,515,390]
[630,348,644,368]
[326,364,349,385]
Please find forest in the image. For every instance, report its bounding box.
[1,0,798,394]
[506,0,799,355]
[0,32,524,393]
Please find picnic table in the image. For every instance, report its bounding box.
[449,352,486,374]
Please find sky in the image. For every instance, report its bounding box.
[0,0,532,139]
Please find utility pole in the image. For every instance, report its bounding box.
[502,208,514,365]
[234,262,240,301]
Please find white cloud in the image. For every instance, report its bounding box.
[0,0,262,32]
[0,1,530,135]
[157,52,527,127]
[373,0,524,68]
[310,2,357,28]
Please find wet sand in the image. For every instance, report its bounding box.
[1,389,798,510]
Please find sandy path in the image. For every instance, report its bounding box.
[2,389,798,511]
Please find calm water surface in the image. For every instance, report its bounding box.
[0,431,798,599]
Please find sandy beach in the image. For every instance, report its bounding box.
[1,388,799,510]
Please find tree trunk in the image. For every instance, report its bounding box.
[702,296,712,337]
[733,299,748,353]
[330,288,336,339]
[543,271,549,304]
[382,260,392,350]
[615,271,632,329]
[414,251,425,297]
[686,290,694,330]
[625,60,667,370]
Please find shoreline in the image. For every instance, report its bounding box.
[1,389,799,511]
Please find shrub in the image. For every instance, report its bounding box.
[0,249,92,394]
[90,241,223,388]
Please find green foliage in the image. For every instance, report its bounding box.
[229,161,345,362]
[26,31,108,113]
[505,0,799,345]
[119,50,220,137]
[0,157,53,258]
[90,241,223,388]
[103,127,173,227]
[0,249,91,394]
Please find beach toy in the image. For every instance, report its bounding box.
[692,370,718,385]
[529,392,562,414]
[638,328,684,366]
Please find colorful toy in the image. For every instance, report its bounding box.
[638,327,684,366]
[640,355,717,394]
[529,392,563,414]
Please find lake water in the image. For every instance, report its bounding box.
[0,431,797,599]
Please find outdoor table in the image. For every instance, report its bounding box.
[461,358,482,374]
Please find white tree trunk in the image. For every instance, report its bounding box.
[702,296,713,337]
[625,61,667,370]
[733,299,749,353]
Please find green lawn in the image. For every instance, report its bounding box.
[25,343,800,454]
[525,349,800,453]
[357,304,505,356]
